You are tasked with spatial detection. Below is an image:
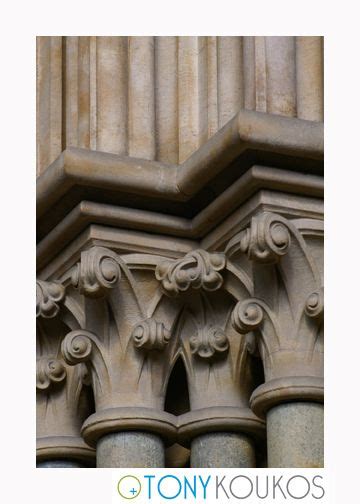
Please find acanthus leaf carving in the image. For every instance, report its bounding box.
[36,280,65,318]
[36,357,66,390]
[132,318,171,351]
[71,246,121,298]
[155,249,226,296]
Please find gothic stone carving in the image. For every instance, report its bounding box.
[61,247,180,447]
[170,258,265,445]
[36,280,95,464]
[155,250,226,296]
[228,212,324,416]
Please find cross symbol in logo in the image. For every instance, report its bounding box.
[130,488,137,496]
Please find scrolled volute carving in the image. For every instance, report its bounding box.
[231,299,265,334]
[156,249,226,296]
[305,288,324,320]
[189,325,229,360]
[61,330,94,365]
[36,357,66,390]
[36,280,65,318]
[132,318,171,351]
[226,213,291,264]
[71,246,121,298]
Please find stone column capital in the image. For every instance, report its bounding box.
[61,246,181,446]
[36,280,95,465]
[228,212,324,417]
[157,249,265,446]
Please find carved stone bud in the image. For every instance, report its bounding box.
[61,330,94,365]
[36,280,65,318]
[305,288,324,320]
[189,325,229,359]
[156,249,226,296]
[132,318,171,351]
[36,357,66,390]
[71,246,121,298]
[231,299,264,334]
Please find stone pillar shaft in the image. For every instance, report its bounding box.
[267,402,324,468]
[191,433,256,468]
[37,459,85,468]
[96,432,165,468]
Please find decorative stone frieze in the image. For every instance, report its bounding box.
[36,280,95,465]
[228,212,324,417]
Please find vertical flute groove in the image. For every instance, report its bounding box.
[255,36,267,113]
[36,36,62,175]
[96,36,128,155]
[89,36,97,151]
[296,36,324,121]
[178,36,208,163]
[155,36,179,163]
[64,36,79,147]
[78,37,90,149]
[265,36,297,117]
[243,36,256,110]
[217,36,244,127]
[207,36,218,139]
[128,36,156,160]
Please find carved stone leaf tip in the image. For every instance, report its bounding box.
[36,357,66,390]
[36,280,65,318]
[71,246,121,298]
[132,318,171,351]
[155,249,226,296]
[61,330,94,365]
[231,299,264,334]
[226,213,291,264]
[189,325,229,359]
[305,288,324,320]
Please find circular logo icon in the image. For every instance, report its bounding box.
[117,475,142,500]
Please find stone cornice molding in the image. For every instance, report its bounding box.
[38,193,323,282]
[229,212,324,416]
[36,280,95,464]
[37,165,323,271]
[37,110,323,221]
